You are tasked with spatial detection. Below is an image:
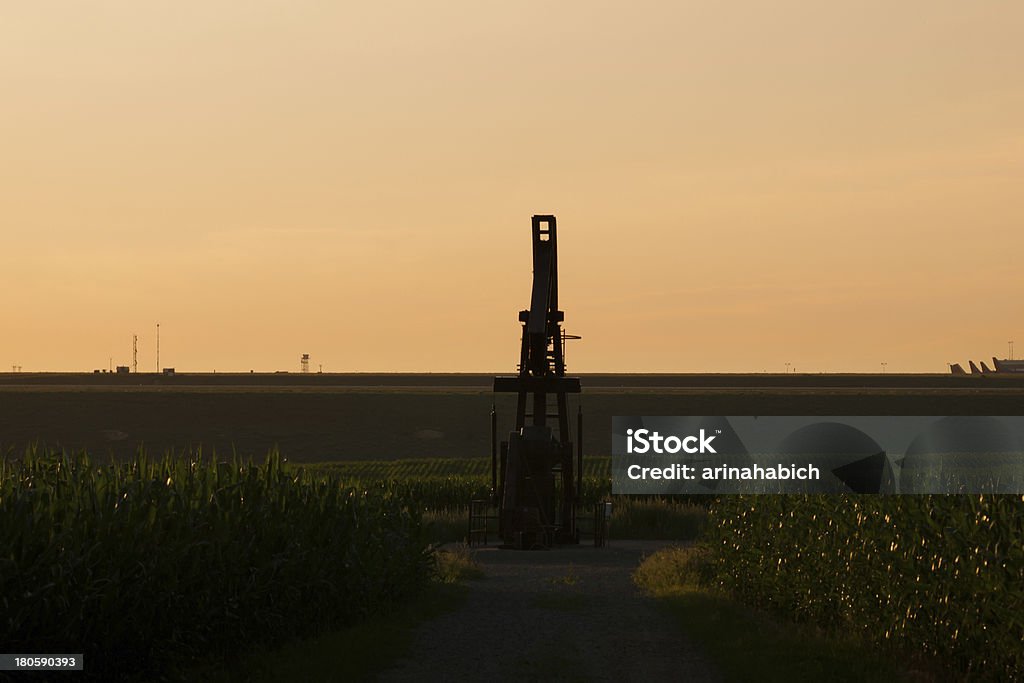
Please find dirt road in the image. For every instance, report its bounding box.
[380,541,718,683]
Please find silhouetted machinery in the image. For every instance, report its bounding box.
[491,215,583,549]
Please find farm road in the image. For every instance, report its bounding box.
[380,541,718,683]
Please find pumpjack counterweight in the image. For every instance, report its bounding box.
[491,215,582,549]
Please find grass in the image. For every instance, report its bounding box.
[633,546,934,683]
[433,544,485,583]
[423,509,472,544]
[607,498,707,540]
[423,498,708,546]
[546,566,581,587]
[184,545,483,682]
[187,582,469,683]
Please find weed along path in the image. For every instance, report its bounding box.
[380,540,718,683]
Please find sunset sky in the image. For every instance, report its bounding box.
[2,2,1022,373]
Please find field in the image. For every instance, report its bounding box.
[0,449,431,681]
[3,373,1023,680]
[2,372,1022,462]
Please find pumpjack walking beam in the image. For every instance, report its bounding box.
[492,215,582,548]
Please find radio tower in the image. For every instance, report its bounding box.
[133,335,138,373]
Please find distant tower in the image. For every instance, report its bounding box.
[301,354,310,373]
[156,323,160,372]
[133,335,138,373]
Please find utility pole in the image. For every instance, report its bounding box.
[133,335,138,373]
[156,323,160,372]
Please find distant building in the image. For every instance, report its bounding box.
[993,358,1024,373]
[115,366,130,374]
[162,367,175,376]
[952,357,1024,374]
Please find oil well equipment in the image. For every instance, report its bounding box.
[488,215,584,549]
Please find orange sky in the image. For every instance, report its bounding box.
[2,2,1022,373]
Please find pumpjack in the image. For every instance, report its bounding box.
[491,215,583,548]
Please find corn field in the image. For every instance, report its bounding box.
[303,457,615,512]
[704,494,1024,680]
[347,475,616,513]
[0,447,431,681]
[301,456,612,483]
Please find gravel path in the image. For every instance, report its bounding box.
[379,541,718,683]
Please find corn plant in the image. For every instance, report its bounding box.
[703,494,1024,680]
[0,447,432,681]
